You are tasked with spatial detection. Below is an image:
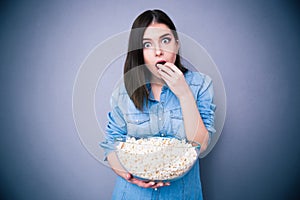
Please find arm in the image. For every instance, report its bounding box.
[157,63,216,152]
[100,88,169,188]
[178,89,210,152]
[107,152,168,188]
[107,152,129,179]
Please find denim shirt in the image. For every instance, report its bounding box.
[101,70,216,159]
[100,70,216,200]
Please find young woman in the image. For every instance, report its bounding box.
[101,9,216,199]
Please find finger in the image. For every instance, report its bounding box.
[158,69,179,86]
[126,175,142,185]
[150,182,170,189]
[143,181,156,188]
[158,69,173,84]
[165,63,183,75]
[127,178,141,185]
[138,181,156,188]
[129,178,156,188]
[151,182,164,189]
[157,64,175,76]
[125,173,132,180]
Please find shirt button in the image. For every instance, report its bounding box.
[158,118,162,121]
[161,133,165,137]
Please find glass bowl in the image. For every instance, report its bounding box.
[114,136,201,182]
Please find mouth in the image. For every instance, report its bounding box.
[155,61,166,68]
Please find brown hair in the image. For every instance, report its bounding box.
[124,9,187,111]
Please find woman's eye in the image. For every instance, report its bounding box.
[161,37,171,44]
[143,42,152,48]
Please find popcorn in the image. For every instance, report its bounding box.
[116,137,198,181]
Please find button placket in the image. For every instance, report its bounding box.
[158,102,165,137]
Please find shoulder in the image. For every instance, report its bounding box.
[184,70,212,87]
[110,81,130,106]
[111,81,127,96]
[110,81,141,113]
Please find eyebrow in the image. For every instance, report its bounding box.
[143,33,171,41]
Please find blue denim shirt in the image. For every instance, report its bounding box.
[100,70,216,199]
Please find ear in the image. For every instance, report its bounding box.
[176,39,180,52]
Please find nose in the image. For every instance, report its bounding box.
[155,45,163,56]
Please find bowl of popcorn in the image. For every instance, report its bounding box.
[115,136,201,182]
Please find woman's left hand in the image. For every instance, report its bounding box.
[125,173,170,189]
[157,62,190,99]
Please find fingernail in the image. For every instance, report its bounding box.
[166,182,170,186]
[150,182,155,185]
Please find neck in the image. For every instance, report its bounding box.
[151,82,163,101]
[150,75,165,86]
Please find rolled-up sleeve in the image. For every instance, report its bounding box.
[196,75,216,145]
[99,90,127,161]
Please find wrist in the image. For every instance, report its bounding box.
[178,89,194,102]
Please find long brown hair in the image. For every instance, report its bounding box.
[124,9,187,111]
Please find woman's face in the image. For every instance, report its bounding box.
[142,23,179,80]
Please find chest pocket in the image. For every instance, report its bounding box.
[126,113,151,137]
[170,108,185,139]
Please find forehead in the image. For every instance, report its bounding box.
[143,23,173,39]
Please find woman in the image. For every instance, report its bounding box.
[101,9,216,199]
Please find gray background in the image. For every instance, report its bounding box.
[1,0,299,199]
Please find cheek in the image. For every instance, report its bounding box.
[171,53,177,62]
[165,51,177,63]
[164,46,178,61]
[143,50,152,64]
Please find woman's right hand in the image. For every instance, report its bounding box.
[124,173,170,189]
[108,153,170,189]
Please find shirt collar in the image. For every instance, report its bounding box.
[146,83,168,101]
